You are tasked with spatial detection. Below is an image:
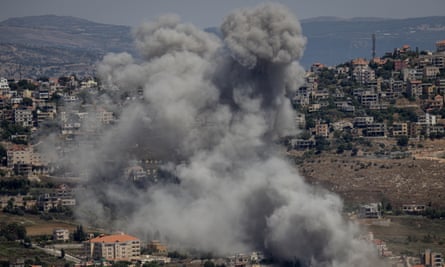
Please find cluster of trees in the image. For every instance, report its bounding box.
[0,120,31,145]
[0,222,27,241]
[72,225,87,242]
[0,179,30,195]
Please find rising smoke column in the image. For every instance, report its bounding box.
[70,3,385,267]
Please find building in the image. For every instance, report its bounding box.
[228,254,250,267]
[0,195,36,210]
[418,113,437,126]
[436,40,445,53]
[359,203,381,218]
[391,122,408,136]
[358,90,379,108]
[290,139,316,150]
[407,80,422,98]
[423,66,440,79]
[96,109,114,124]
[0,77,9,95]
[146,240,168,255]
[7,145,48,176]
[314,122,329,137]
[423,249,443,267]
[402,204,426,215]
[36,103,57,126]
[353,65,375,84]
[85,233,141,261]
[363,123,386,137]
[53,228,70,242]
[37,184,76,212]
[353,116,374,128]
[14,109,33,127]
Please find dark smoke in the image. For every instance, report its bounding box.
[44,3,386,267]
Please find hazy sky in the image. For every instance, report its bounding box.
[2,0,445,27]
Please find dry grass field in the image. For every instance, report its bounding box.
[0,212,77,236]
[363,216,445,256]
[294,138,445,209]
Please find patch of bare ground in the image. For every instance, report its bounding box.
[293,139,445,209]
[0,211,77,236]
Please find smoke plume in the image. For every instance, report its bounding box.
[53,3,385,267]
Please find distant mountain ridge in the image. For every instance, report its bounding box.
[0,15,444,78]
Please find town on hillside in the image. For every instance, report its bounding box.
[1,39,445,267]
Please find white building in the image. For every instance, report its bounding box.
[0,77,9,95]
[53,228,70,242]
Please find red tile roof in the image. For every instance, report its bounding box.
[90,233,139,243]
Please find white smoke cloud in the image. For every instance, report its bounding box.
[50,3,387,267]
[221,4,306,69]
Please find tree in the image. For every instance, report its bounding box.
[204,261,215,267]
[73,225,86,241]
[0,222,27,241]
[22,97,33,107]
[396,135,409,147]
[0,144,6,162]
[315,136,330,152]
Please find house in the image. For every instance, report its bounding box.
[84,233,141,261]
[359,203,380,218]
[402,204,426,215]
[53,228,70,242]
[146,240,168,255]
[0,195,37,210]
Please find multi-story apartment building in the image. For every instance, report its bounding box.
[353,116,374,128]
[14,109,33,127]
[363,123,386,137]
[85,233,141,261]
[424,249,443,267]
[314,122,329,138]
[358,90,379,108]
[407,80,422,98]
[7,145,33,168]
[391,122,408,136]
[0,77,9,95]
[38,184,76,212]
[36,103,57,126]
[353,65,375,84]
[96,109,114,124]
[423,66,440,79]
[437,40,445,53]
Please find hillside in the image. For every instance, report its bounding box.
[1,15,445,77]
[0,15,135,79]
